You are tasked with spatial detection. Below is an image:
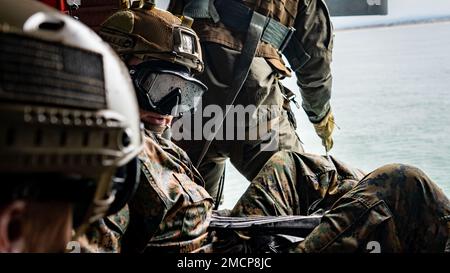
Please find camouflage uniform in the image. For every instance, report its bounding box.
[121,130,214,253]
[168,0,334,198]
[232,151,450,252]
[79,208,129,253]
[80,129,214,253]
[82,141,449,252]
[80,4,449,252]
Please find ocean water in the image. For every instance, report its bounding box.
[222,21,450,209]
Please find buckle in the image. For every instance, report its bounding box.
[288,94,300,109]
[261,18,296,53]
[278,26,295,53]
[282,88,300,109]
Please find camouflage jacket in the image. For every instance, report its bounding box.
[80,130,213,253]
[121,130,214,253]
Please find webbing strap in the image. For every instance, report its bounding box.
[195,12,268,169]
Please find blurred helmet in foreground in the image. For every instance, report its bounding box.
[0,0,143,234]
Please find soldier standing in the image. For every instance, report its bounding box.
[168,0,336,203]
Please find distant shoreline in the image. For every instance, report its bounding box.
[336,15,450,31]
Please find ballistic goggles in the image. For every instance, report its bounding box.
[130,61,207,116]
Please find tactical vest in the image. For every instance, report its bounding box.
[241,0,299,27]
[168,0,310,76]
[180,0,300,27]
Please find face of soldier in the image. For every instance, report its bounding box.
[128,57,175,132]
[139,109,174,130]
[0,201,72,253]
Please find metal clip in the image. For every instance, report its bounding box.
[286,93,300,109]
[291,96,300,109]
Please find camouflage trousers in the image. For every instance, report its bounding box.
[231,151,450,252]
[173,43,303,201]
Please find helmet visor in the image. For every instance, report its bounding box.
[132,62,207,116]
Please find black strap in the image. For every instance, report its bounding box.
[214,0,295,52]
[183,0,211,18]
[183,0,307,72]
[195,12,268,169]
[208,0,220,23]
[214,167,226,209]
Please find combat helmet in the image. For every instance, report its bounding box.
[99,3,206,117]
[99,1,203,73]
[0,0,144,233]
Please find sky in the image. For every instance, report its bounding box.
[332,0,450,28]
[157,0,450,28]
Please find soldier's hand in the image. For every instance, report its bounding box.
[313,110,335,153]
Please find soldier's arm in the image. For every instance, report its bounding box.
[291,0,334,123]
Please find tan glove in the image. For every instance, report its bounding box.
[313,110,335,153]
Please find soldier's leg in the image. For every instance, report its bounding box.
[231,151,363,217]
[296,164,450,253]
[231,151,302,217]
[228,55,304,182]
[196,150,227,199]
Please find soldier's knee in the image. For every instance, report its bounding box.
[256,151,293,174]
[253,151,297,182]
[365,164,443,208]
[362,163,432,195]
[375,163,426,180]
